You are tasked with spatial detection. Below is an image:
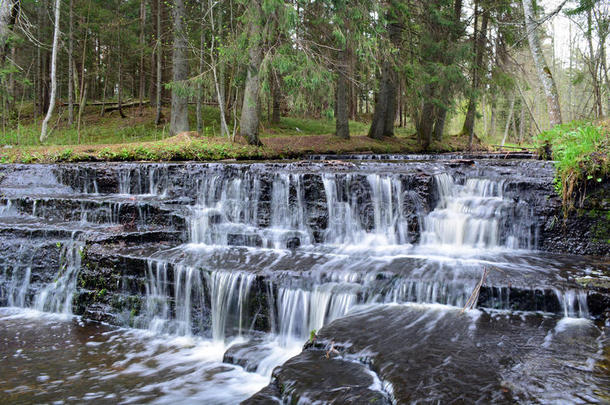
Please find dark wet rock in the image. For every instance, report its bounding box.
[286,237,300,249]
[2,159,606,255]
[244,350,390,405]
[227,234,264,248]
[291,304,608,404]
[223,337,275,372]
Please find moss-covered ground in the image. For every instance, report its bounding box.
[0,104,487,163]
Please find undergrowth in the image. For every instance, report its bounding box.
[537,121,609,214]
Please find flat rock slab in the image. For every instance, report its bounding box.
[244,350,390,405]
[255,303,609,404]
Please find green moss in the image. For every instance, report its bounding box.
[537,121,609,214]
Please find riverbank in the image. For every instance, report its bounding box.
[0,105,491,163]
[0,131,490,164]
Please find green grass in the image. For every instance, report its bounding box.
[262,116,371,137]
[536,120,609,211]
[0,103,479,164]
[1,104,390,146]
[0,106,169,146]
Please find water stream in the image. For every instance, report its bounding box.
[0,160,607,403]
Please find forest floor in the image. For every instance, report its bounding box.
[0,104,490,163]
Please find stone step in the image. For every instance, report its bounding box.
[0,195,187,230]
[76,244,610,332]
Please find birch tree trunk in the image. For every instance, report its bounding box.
[40,0,61,143]
[68,0,74,126]
[209,0,229,138]
[196,0,205,134]
[170,0,189,135]
[138,0,146,115]
[521,0,562,127]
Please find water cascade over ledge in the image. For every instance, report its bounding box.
[0,159,607,403]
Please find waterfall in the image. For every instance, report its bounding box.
[188,172,312,249]
[275,284,357,344]
[321,173,411,247]
[141,261,206,336]
[420,174,531,249]
[2,245,34,307]
[118,170,131,195]
[554,289,590,318]
[207,271,255,341]
[0,200,13,215]
[187,171,417,250]
[34,238,83,314]
[189,173,262,246]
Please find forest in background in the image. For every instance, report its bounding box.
[0,0,607,151]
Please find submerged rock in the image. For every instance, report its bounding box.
[245,350,390,405]
[250,303,608,404]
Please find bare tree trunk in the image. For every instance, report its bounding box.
[77,84,87,143]
[0,1,14,52]
[597,5,610,113]
[489,94,497,137]
[518,103,526,144]
[138,0,146,115]
[40,0,61,142]
[170,0,189,135]
[482,96,488,135]
[398,79,403,127]
[217,5,226,114]
[155,0,163,125]
[239,0,264,146]
[77,10,89,131]
[522,0,562,127]
[271,72,281,124]
[68,0,74,126]
[433,107,447,141]
[36,1,44,117]
[501,93,515,147]
[335,52,350,139]
[100,60,108,116]
[586,8,603,118]
[368,21,400,140]
[417,85,436,150]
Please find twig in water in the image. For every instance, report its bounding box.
[325,341,339,359]
[462,267,489,313]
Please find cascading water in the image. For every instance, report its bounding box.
[34,237,83,314]
[0,161,604,404]
[275,284,357,344]
[322,173,411,246]
[554,289,590,318]
[420,173,531,249]
[140,260,206,335]
[207,271,255,341]
[2,244,34,307]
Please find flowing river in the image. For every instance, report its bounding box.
[0,156,608,404]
